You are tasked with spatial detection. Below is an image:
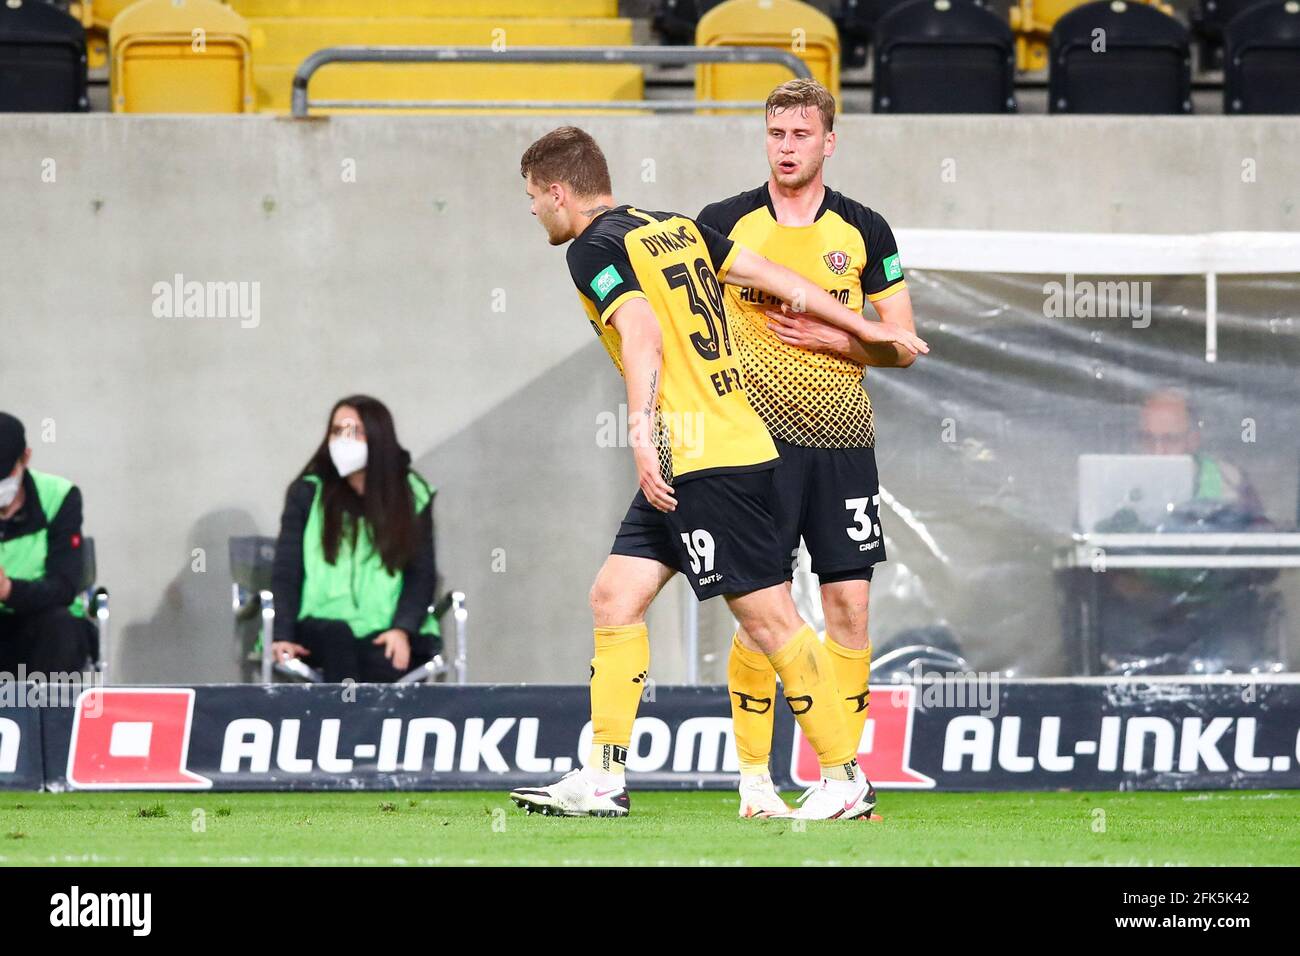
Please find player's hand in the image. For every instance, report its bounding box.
[765,309,855,355]
[634,445,677,513]
[271,641,309,663]
[0,566,10,603]
[766,305,929,356]
[373,628,411,672]
[855,316,929,355]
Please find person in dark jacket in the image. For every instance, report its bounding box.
[270,396,438,682]
[0,412,94,675]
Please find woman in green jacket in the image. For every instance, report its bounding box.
[270,395,438,682]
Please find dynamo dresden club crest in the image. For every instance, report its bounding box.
[823,250,851,275]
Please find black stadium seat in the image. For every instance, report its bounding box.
[0,0,88,112]
[873,0,1016,113]
[1049,0,1191,114]
[653,0,727,45]
[1191,0,1273,71]
[1225,0,1300,114]
[836,0,922,68]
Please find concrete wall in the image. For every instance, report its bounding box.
[1,114,1297,683]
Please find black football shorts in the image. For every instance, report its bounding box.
[771,438,887,583]
[610,466,787,601]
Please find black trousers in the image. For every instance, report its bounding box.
[294,618,434,683]
[0,605,95,675]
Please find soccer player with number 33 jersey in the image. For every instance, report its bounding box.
[698,79,920,818]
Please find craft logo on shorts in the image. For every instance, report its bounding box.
[66,687,212,789]
[591,264,623,301]
[823,250,851,276]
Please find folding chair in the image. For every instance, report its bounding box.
[229,535,469,685]
[78,536,111,680]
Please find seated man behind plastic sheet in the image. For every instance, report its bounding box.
[1097,388,1280,675]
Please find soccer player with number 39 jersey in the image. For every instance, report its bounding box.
[509,126,927,821]
[697,80,920,819]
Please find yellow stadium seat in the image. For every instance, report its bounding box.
[247,17,634,69]
[244,13,638,114]
[259,63,643,115]
[1009,0,1175,71]
[110,0,254,113]
[71,0,139,30]
[69,0,140,69]
[695,0,840,110]
[230,1,618,15]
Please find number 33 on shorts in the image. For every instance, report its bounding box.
[845,495,883,553]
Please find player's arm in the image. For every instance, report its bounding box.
[861,287,917,366]
[609,299,676,513]
[566,232,675,512]
[764,288,918,367]
[723,246,928,357]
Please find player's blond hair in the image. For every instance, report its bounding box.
[520,126,613,198]
[766,78,836,133]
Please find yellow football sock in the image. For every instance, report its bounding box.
[727,632,777,777]
[768,625,859,777]
[589,622,650,776]
[826,635,872,756]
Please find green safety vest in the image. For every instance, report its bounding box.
[1194,454,1224,501]
[297,471,439,639]
[0,469,85,618]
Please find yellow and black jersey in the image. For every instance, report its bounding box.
[697,185,907,449]
[566,205,779,484]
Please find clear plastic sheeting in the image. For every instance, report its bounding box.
[856,271,1300,678]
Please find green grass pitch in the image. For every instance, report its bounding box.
[1,790,1296,866]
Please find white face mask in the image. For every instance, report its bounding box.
[328,437,368,478]
[0,474,19,510]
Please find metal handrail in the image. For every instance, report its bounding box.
[291,45,812,117]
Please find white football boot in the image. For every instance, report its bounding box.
[510,770,630,818]
[738,773,792,819]
[789,775,877,821]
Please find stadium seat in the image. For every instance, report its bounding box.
[1224,0,1300,114]
[68,0,138,69]
[78,536,111,678]
[1009,0,1175,71]
[873,0,1016,113]
[239,10,639,114]
[1049,1,1191,114]
[654,0,727,45]
[229,0,618,13]
[836,0,931,68]
[229,536,469,685]
[1190,0,1272,71]
[0,0,89,112]
[109,0,254,113]
[695,0,841,109]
